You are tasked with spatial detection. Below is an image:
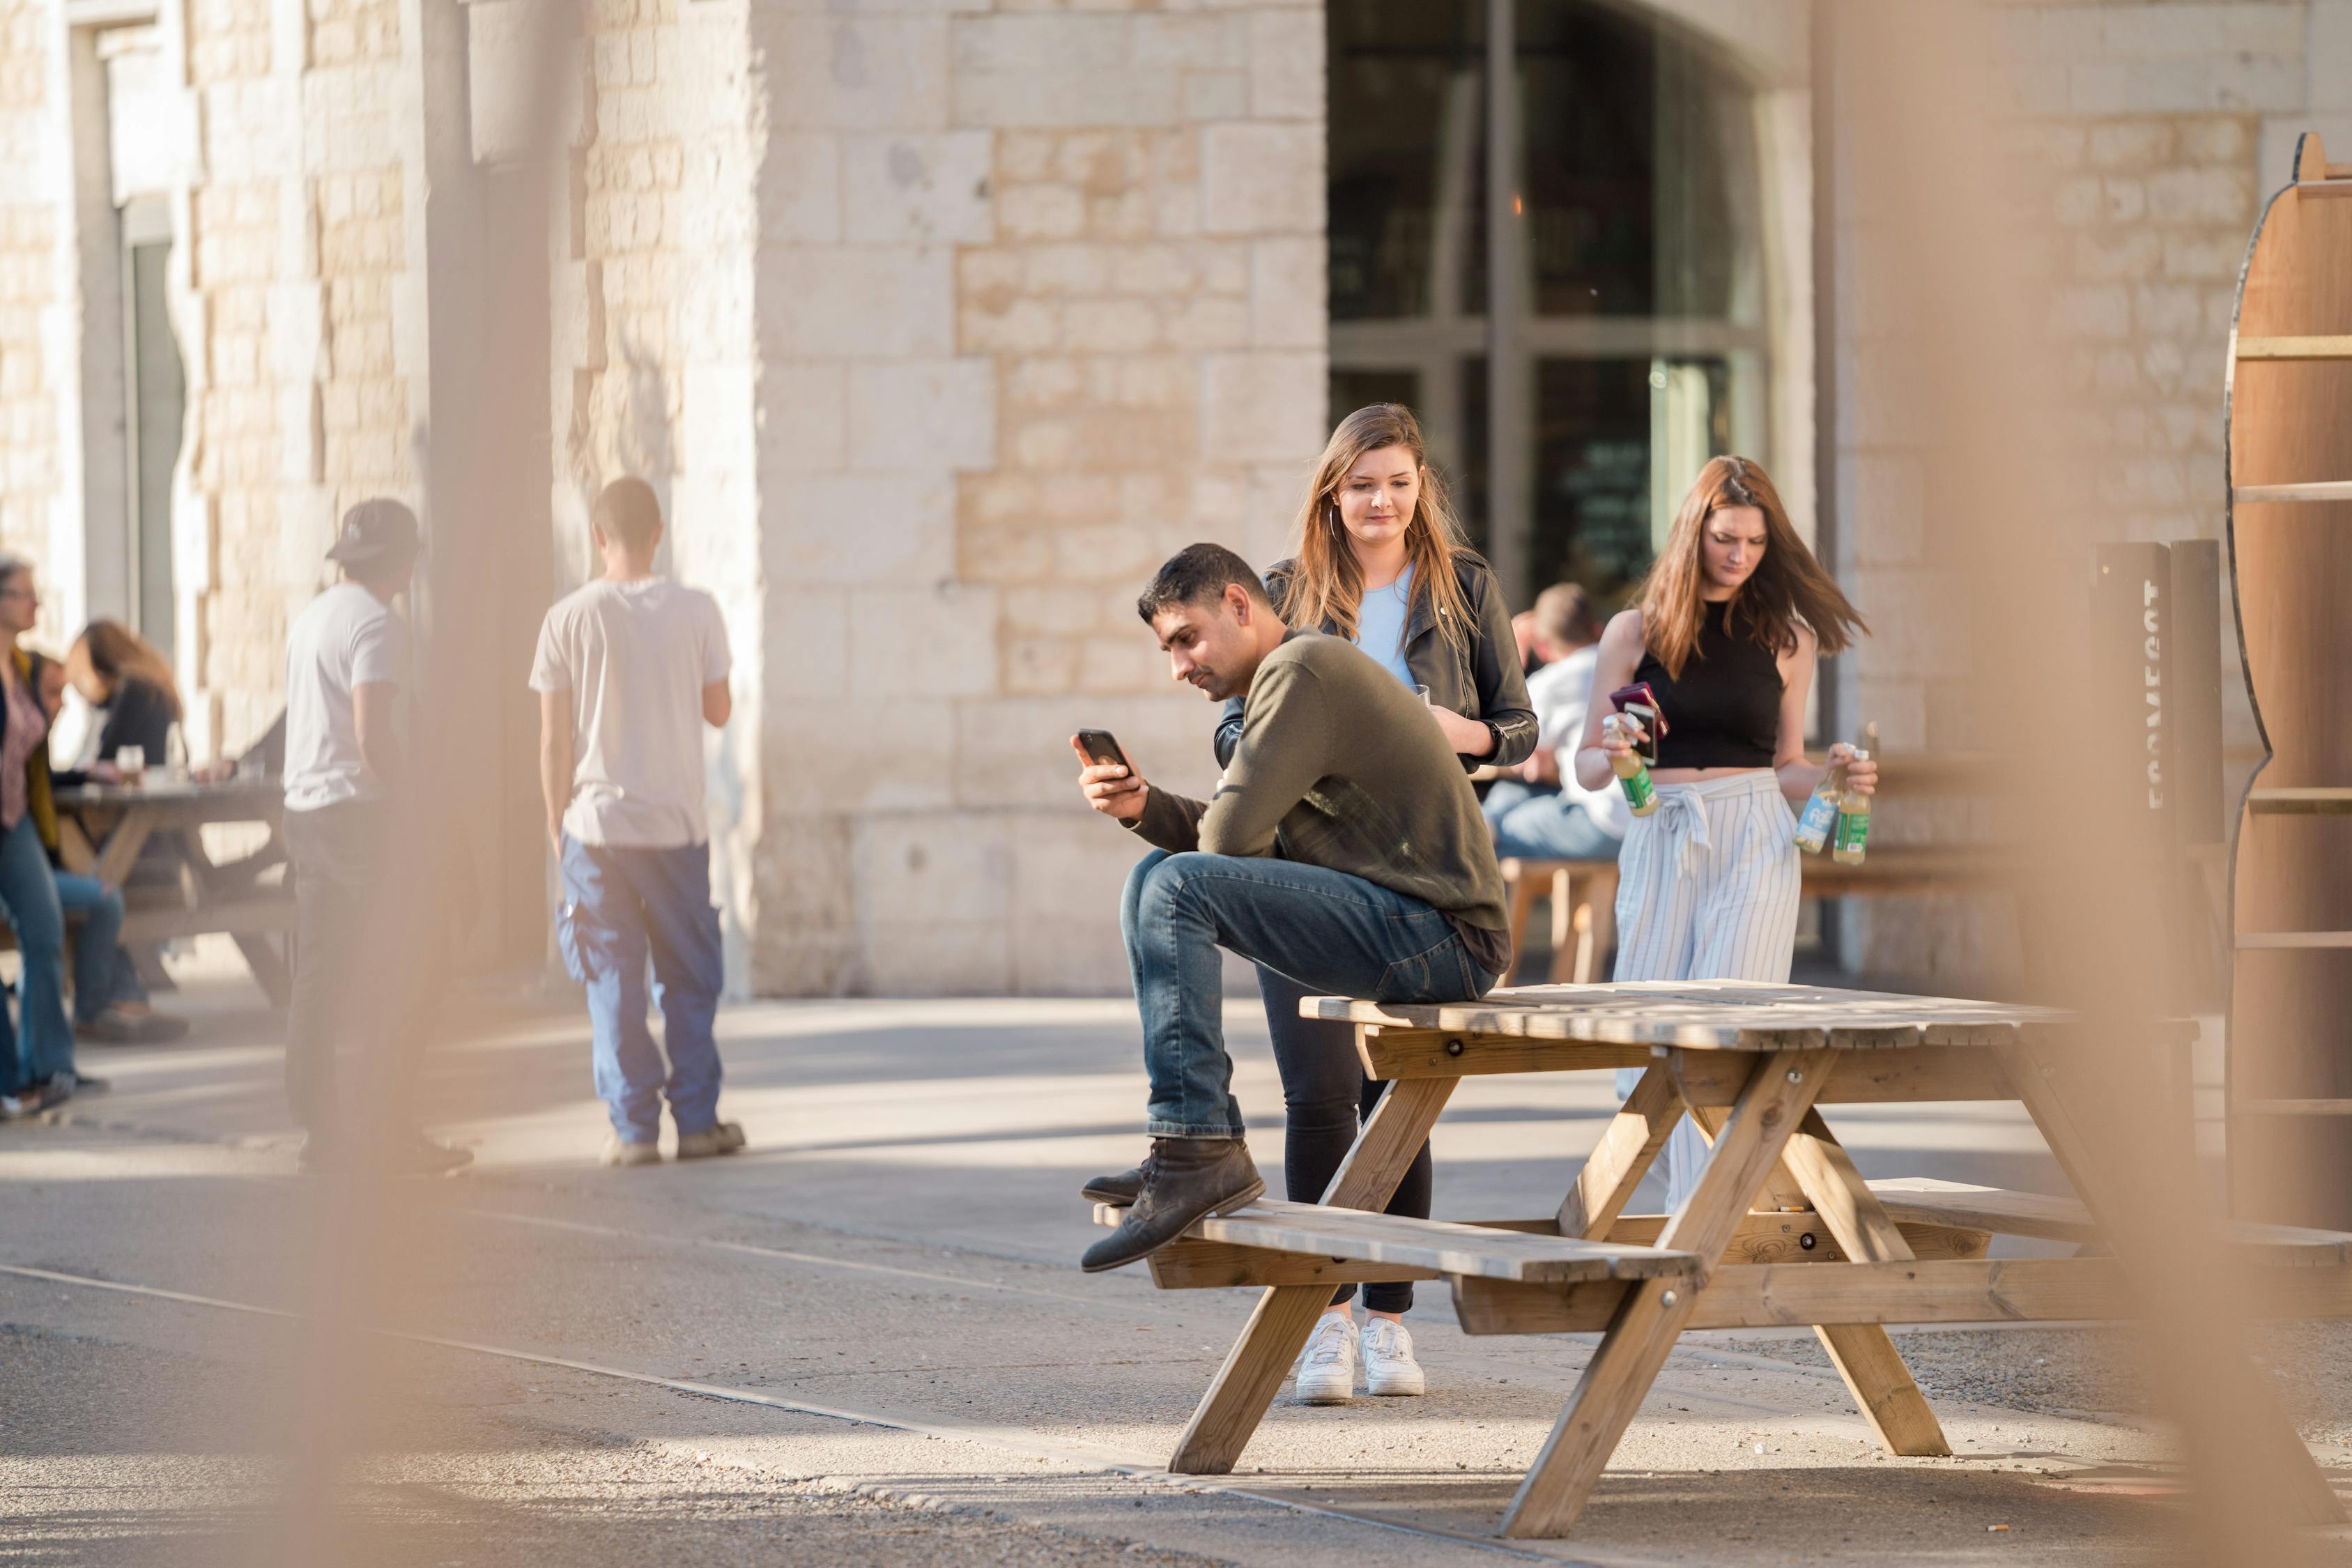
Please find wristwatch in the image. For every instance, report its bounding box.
[1482,719,1505,758]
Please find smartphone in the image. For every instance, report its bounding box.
[1606,683,1664,767]
[1076,728,1132,772]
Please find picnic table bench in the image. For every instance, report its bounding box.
[52,778,293,1008]
[1094,980,2352,1539]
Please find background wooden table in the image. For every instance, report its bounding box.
[54,779,293,1008]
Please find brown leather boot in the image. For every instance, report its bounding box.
[1079,1149,1151,1206]
[1080,1137,1262,1273]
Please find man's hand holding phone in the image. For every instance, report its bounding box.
[1070,733,1148,822]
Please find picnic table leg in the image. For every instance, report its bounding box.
[1167,1073,1457,1475]
[1998,1037,2346,1528]
[1684,1104,1949,1456]
[1778,1112,1951,1456]
[1500,1048,1836,1539]
[91,815,157,890]
[233,933,294,1010]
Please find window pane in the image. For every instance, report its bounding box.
[1328,0,1478,321]
[1329,368,1421,433]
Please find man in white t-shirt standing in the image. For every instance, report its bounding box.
[282,499,470,1174]
[1482,583,1629,861]
[531,478,740,1167]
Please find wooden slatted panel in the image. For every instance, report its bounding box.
[2233,481,2352,503]
[2247,787,2352,813]
[2237,931,2352,948]
[2238,335,2352,360]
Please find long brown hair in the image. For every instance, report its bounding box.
[73,619,183,721]
[1636,455,1866,679]
[1279,404,1476,654]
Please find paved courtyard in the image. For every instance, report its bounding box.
[0,948,2339,1566]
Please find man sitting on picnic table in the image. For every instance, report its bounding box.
[1071,544,1512,1273]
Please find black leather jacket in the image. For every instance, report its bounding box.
[1215,552,1538,771]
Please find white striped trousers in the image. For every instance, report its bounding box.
[1608,769,1805,1207]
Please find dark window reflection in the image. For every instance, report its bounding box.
[1328,0,1477,322]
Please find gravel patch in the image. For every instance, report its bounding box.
[1705,1321,2352,1442]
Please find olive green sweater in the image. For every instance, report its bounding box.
[1127,632,1512,978]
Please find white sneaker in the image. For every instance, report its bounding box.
[1293,1314,1358,1404]
[1362,1317,1426,1397]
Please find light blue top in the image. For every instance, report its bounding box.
[1352,564,1417,689]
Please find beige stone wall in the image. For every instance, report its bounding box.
[735,1,1325,997]
[1829,0,2346,985]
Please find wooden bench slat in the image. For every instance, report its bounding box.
[1092,1198,1699,1284]
[1870,1178,2352,1264]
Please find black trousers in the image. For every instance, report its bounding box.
[1256,964,1434,1314]
[284,801,397,1141]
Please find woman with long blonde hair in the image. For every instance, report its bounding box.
[1208,403,1533,1406]
[1571,454,1873,1200]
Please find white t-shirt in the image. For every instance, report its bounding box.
[283,582,408,813]
[530,576,732,848]
[1524,644,1629,839]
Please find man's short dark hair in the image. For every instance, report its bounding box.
[592,477,663,553]
[1136,544,1270,625]
[1532,582,1603,649]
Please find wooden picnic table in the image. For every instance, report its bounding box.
[1096,980,2352,1539]
[54,778,293,1008]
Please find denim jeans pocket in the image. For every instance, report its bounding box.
[1372,935,1461,1004]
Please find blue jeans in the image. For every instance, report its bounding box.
[1483,781,1626,863]
[0,815,80,1091]
[1121,850,1498,1139]
[52,873,130,1022]
[558,836,724,1144]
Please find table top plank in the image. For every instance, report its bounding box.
[1308,981,2090,1050]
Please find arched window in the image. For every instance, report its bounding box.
[1330,0,1791,607]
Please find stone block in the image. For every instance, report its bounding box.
[2198,54,2301,114]
[847,357,996,472]
[766,471,955,584]
[757,362,851,472]
[760,134,841,244]
[1199,351,1323,463]
[999,183,1086,240]
[953,692,1215,810]
[1200,121,1319,235]
[1132,13,1246,70]
[764,15,949,131]
[951,16,1181,128]
[764,700,956,814]
[2317,1,2352,113]
[1248,7,1322,120]
[844,131,994,245]
[849,582,999,697]
[2143,166,2252,226]
[1181,72,1248,123]
[762,587,850,702]
[854,811,1013,927]
[1248,236,1322,348]
[1852,453,1924,567]
[762,245,953,358]
[1063,298,1160,353]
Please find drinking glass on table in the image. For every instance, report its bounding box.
[114,744,144,785]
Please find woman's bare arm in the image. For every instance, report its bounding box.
[1571,610,1647,792]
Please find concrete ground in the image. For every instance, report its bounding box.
[0,946,2345,1567]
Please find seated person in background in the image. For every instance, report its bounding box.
[56,622,179,781]
[1482,583,1629,863]
[46,622,188,1041]
[1071,544,1509,1275]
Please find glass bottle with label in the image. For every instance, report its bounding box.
[1831,748,1873,866]
[1604,714,1658,817]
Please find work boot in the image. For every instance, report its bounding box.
[1079,1137,1262,1274]
[675,1121,746,1160]
[1079,1150,1151,1206]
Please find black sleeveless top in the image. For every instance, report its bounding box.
[1633,600,1783,769]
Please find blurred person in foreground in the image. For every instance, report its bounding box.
[281,500,470,1174]
[0,556,109,1113]
[532,477,742,1169]
[47,620,194,1040]
[1482,583,1629,863]
[1070,544,1508,1277]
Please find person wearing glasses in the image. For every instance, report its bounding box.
[0,558,109,1114]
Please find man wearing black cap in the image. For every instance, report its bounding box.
[280,499,469,1174]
